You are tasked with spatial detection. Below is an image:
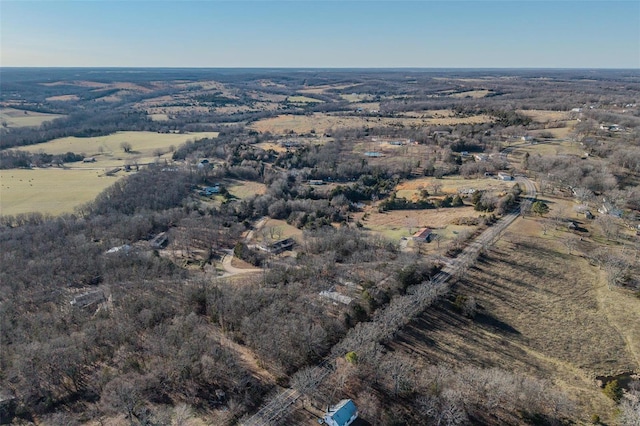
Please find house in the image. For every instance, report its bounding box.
[309,179,325,185]
[364,151,383,157]
[521,135,533,142]
[497,172,514,181]
[412,227,433,242]
[200,184,221,196]
[584,210,594,220]
[82,157,96,163]
[474,154,488,162]
[260,237,296,254]
[324,399,358,426]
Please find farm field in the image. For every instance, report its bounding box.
[389,217,640,423]
[227,180,267,199]
[17,131,219,165]
[286,95,324,103]
[0,108,66,128]
[396,176,516,195]
[0,168,118,216]
[354,205,483,241]
[249,112,494,135]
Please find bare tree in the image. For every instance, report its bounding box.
[120,142,133,153]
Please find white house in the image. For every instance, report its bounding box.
[497,172,514,181]
[324,399,358,426]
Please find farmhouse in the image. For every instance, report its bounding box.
[309,179,325,185]
[497,172,514,181]
[82,157,96,163]
[412,227,433,242]
[323,399,358,426]
[474,154,489,162]
[364,151,383,157]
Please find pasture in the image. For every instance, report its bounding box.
[18,131,219,166]
[396,176,516,195]
[227,180,267,199]
[286,95,324,104]
[0,108,66,128]
[390,217,640,423]
[353,204,484,242]
[249,112,493,135]
[0,168,117,216]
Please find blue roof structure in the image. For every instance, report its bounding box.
[325,399,357,426]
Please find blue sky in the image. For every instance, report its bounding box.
[1,1,639,68]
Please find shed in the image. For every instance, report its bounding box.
[412,227,433,242]
[324,399,358,426]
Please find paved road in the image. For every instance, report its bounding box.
[241,177,537,426]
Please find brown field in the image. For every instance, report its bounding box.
[227,180,267,199]
[354,205,484,241]
[45,94,80,102]
[518,109,571,123]
[390,217,640,423]
[250,113,493,135]
[509,140,587,160]
[0,168,117,216]
[0,108,66,128]
[298,84,355,95]
[450,89,491,98]
[286,95,324,104]
[396,176,516,195]
[17,131,218,167]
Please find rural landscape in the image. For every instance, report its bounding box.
[1,67,639,426]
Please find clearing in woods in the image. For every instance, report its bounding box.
[0,108,66,128]
[0,168,117,216]
[389,216,640,423]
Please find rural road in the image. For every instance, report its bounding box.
[242,177,538,426]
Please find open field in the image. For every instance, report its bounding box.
[0,108,66,128]
[449,89,491,98]
[518,109,572,123]
[17,131,218,163]
[0,168,118,216]
[396,176,516,195]
[250,113,494,135]
[354,205,483,241]
[286,95,324,104]
[389,217,640,423]
[45,94,80,102]
[509,140,587,160]
[227,180,267,199]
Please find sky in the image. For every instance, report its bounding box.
[1,1,639,68]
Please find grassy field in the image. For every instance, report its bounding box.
[396,176,516,195]
[518,109,571,123]
[286,95,324,103]
[18,131,219,166]
[449,89,491,98]
[0,108,66,128]
[354,205,483,242]
[227,180,267,199]
[249,113,493,135]
[0,168,118,216]
[390,217,640,423]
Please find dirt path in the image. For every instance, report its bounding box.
[210,324,277,385]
